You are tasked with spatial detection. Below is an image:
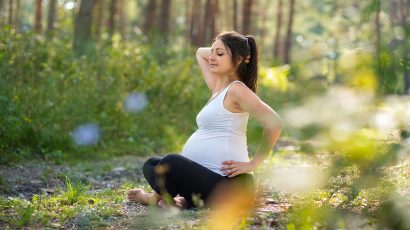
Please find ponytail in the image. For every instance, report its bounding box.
[242,36,258,92]
[216,32,259,93]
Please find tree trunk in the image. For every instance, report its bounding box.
[185,0,191,42]
[8,0,13,26]
[375,0,381,60]
[117,0,126,39]
[15,0,20,31]
[94,0,104,39]
[233,0,238,31]
[190,0,203,46]
[203,0,217,43]
[400,0,410,93]
[108,0,116,37]
[283,0,295,64]
[242,0,253,34]
[35,0,42,33]
[144,0,157,35]
[74,0,95,53]
[0,0,4,26]
[158,0,171,40]
[47,0,57,36]
[273,0,283,61]
[258,0,269,49]
[211,0,218,38]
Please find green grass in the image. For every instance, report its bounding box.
[0,175,9,193]
[60,176,91,205]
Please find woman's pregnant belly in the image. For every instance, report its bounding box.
[181,129,249,175]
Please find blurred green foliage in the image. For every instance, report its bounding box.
[0,28,211,163]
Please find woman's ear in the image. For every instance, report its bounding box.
[236,56,244,66]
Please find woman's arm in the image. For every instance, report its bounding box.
[221,83,283,177]
[196,48,215,91]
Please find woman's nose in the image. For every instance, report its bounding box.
[209,53,216,61]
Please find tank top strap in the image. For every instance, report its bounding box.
[221,80,244,97]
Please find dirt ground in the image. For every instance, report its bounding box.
[0,155,289,229]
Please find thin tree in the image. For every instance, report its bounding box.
[258,0,270,49]
[190,0,204,46]
[283,0,295,64]
[210,0,218,39]
[144,0,157,35]
[233,0,238,31]
[8,0,13,25]
[15,0,20,31]
[375,0,381,60]
[94,0,104,39]
[203,0,218,43]
[35,0,42,33]
[47,0,57,36]
[242,0,253,34]
[117,0,126,39]
[73,0,95,53]
[399,0,409,93]
[273,0,283,61]
[0,0,4,26]
[185,0,190,41]
[108,0,116,37]
[158,0,171,40]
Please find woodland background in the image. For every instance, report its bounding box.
[0,0,409,229]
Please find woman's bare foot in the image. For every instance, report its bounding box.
[127,189,160,205]
[157,196,187,209]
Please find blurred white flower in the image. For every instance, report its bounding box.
[330,121,355,142]
[269,164,326,192]
[71,123,101,146]
[123,92,148,113]
[398,138,410,163]
[64,1,76,10]
[284,87,372,129]
[372,109,398,132]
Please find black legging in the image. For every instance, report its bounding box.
[142,154,254,208]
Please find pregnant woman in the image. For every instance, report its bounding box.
[128,31,283,209]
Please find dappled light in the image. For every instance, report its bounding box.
[0,0,409,229]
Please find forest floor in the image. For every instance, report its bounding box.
[0,154,292,229]
[1,140,409,229]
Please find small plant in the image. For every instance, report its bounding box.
[16,203,34,227]
[0,175,9,193]
[60,176,91,205]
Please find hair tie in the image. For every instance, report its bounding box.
[245,37,249,49]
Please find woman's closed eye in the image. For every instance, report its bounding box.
[217,53,224,56]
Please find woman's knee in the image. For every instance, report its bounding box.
[142,157,161,174]
[159,154,185,166]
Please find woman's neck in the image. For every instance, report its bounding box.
[212,75,238,94]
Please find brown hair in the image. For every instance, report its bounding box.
[214,31,259,92]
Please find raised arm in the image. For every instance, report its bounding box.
[196,47,215,91]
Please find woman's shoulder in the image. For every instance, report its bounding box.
[228,80,254,96]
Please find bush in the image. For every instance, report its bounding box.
[0,28,208,163]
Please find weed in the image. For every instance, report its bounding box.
[60,176,91,205]
[0,175,9,193]
[16,203,34,227]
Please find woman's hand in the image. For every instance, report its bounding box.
[221,160,257,178]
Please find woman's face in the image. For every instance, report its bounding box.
[209,39,235,76]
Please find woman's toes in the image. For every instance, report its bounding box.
[174,197,187,208]
[157,199,166,208]
[127,189,146,202]
[128,188,143,196]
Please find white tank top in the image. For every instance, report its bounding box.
[181,80,249,175]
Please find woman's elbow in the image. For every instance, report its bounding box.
[271,114,284,130]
